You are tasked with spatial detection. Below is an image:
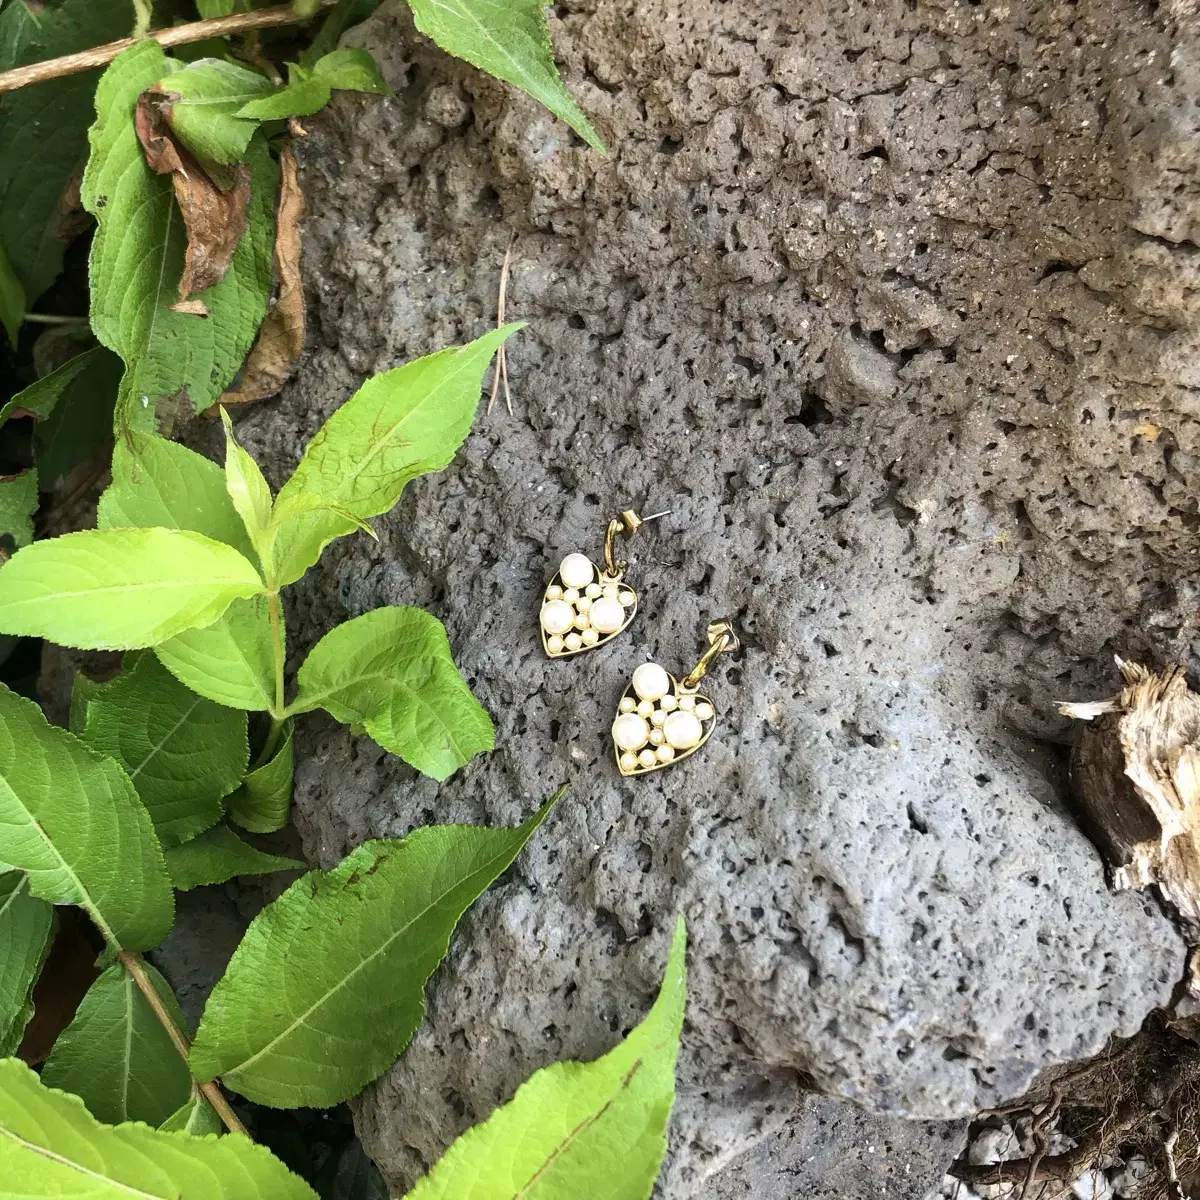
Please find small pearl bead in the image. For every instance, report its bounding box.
[613,713,649,751]
[547,635,564,654]
[636,699,654,718]
[660,694,677,711]
[656,745,675,763]
[619,697,635,713]
[678,695,696,711]
[546,585,563,600]
[541,599,574,635]
[664,710,702,749]
[650,709,667,727]
[695,702,714,721]
[576,596,592,612]
[574,612,590,630]
[632,663,670,701]
[650,729,665,745]
[620,752,638,771]
[619,591,635,607]
[602,583,619,598]
[638,749,658,769]
[585,583,602,598]
[590,597,625,633]
[565,632,582,650]
[563,587,580,603]
[559,553,595,589]
[582,628,599,645]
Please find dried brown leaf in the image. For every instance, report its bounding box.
[213,141,305,411]
[134,93,251,303]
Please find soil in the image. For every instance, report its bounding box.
[227,0,1200,1193]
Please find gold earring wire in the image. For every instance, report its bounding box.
[603,508,670,579]
[681,619,740,690]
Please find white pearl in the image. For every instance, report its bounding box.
[582,628,599,644]
[590,596,625,633]
[650,709,667,727]
[585,583,602,598]
[695,702,714,721]
[620,752,638,771]
[664,710,703,749]
[637,699,654,718]
[563,587,580,603]
[602,583,619,598]
[656,745,675,763]
[574,612,591,630]
[619,591,635,607]
[650,729,665,745]
[660,694,677,711]
[638,749,658,769]
[632,663,670,701]
[619,697,635,713]
[565,632,582,651]
[547,635,564,654]
[613,713,649,751]
[678,695,696,711]
[576,596,592,612]
[546,585,563,600]
[559,553,594,589]
[541,599,574,635]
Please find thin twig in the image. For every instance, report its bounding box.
[117,950,249,1137]
[22,313,89,325]
[1164,1127,1186,1200]
[487,234,515,416]
[1019,1087,1064,1200]
[0,0,337,95]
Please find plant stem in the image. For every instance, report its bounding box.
[0,1,338,95]
[268,589,286,718]
[116,950,249,1137]
[22,313,89,325]
[130,0,153,39]
[258,716,285,767]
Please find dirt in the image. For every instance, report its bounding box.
[227,0,1200,1192]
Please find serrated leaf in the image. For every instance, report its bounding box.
[0,241,24,347]
[155,595,276,712]
[220,408,273,562]
[153,58,275,166]
[0,1057,318,1198]
[236,50,387,122]
[0,468,37,549]
[292,606,493,782]
[226,722,292,832]
[84,43,276,427]
[313,48,389,93]
[41,962,191,1127]
[159,1093,223,1135]
[0,683,173,951]
[82,654,248,845]
[165,823,303,891]
[406,0,604,152]
[0,528,264,650]
[26,348,123,490]
[404,917,686,1200]
[68,672,113,736]
[190,793,559,1107]
[0,0,130,304]
[98,430,254,561]
[268,325,521,586]
[0,873,53,1057]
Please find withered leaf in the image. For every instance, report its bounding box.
[134,93,251,303]
[215,142,306,410]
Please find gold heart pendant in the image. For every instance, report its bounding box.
[540,554,637,657]
[612,621,740,776]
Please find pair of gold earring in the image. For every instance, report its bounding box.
[538,510,739,777]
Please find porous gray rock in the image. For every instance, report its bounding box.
[232,0,1199,1191]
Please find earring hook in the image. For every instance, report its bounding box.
[681,619,740,690]
[603,508,670,578]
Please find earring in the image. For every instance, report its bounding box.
[612,619,740,776]
[539,509,663,658]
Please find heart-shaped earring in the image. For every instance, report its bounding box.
[612,620,740,775]
[539,509,665,658]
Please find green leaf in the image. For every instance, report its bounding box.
[84,43,276,426]
[0,872,53,1057]
[165,823,303,891]
[220,408,273,563]
[159,1093,223,1135]
[0,683,173,951]
[41,962,191,1128]
[25,348,123,490]
[292,606,493,782]
[0,528,265,650]
[235,64,331,122]
[303,0,383,66]
[82,654,248,846]
[155,595,276,712]
[98,430,254,561]
[405,0,604,152]
[226,722,293,832]
[0,0,130,304]
[269,325,521,586]
[154,57,275,165]
[404,917,686,1200]
[0,241,24,347]
[190,793,560,1107]
[0,1057,318,1198]
[313,48,389,93]
[0,468,37,549]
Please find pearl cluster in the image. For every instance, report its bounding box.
[613,662,716,774]
[541,553,636,656]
